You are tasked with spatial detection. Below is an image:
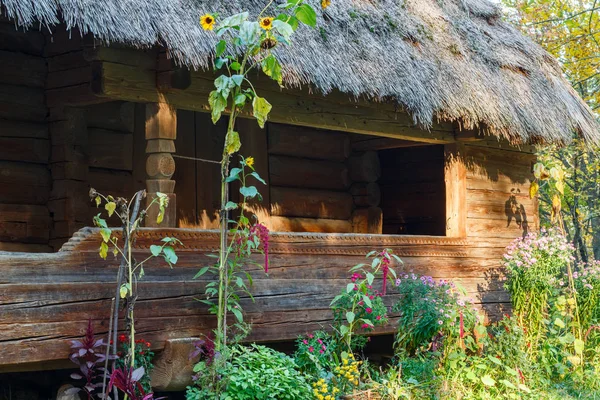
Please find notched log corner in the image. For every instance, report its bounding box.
[150,337,201,391]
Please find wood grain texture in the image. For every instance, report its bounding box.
[269,155,350,190]
[270,186,353,220]
[268,123,350,161]
[0,228,507,371]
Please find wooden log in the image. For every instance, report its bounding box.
[88,128,134,171]
[0,50,46,88]
[351,207,383,234]
[0,84,46,122]
[0,24,44,56]
[347,151,381,183]
[0,204,50,243]
[44,27,84,57]
[46,66,92,89]
[0,137,49,164]
[270,186,353,220]
[0,161,51,205]
[0,119,48,139]
[351,136,426,152]
[269,155,350,190]
[0,242,52,253]
[267,123,350,162]
[349,182,381,207]
[92,61,455,143]
[85,101,135,133]
[445,143,467,237]
[151,338,200,391]
[266,216,353,233]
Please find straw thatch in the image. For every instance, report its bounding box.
[2,0,599,144]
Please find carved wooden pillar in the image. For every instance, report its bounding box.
[145,103,177,227]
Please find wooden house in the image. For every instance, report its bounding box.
[0,0,598,379]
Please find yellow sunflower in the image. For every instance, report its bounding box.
[246,157,255,168]
[259,17,274,30]
[200,14,215,31]
[321,0,331,9]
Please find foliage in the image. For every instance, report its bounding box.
[330,249,399,351]
[503,0,600,261]
[115,335,155,395]
[68,320,109,399]
[108,366,161,400]
[502,227,575,344]
[294,331,336,376]
[187,344,312,400]
[90,188,178,398]
[391,273,478,356]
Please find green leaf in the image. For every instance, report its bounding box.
[295,4,317,27]
[119,283,129,299]
[346,311,355,324]
[216,40,227,57]
[208,90,227,124]
[500,380,517,390]
[252,96,272,129]
[261,55,283,86]
[105,202,116,217]
[481,375,496,387]
[574,338,585,355]
[362,295,372,308]
[360,318,374,327]
[100,228,111,243]
[225,130,241,155]
[194,267,210,279]
[250,172,266,185]
[346,283,355,293]
[330,294,344,306]
[239,20,260,45]
[163,246,178,265]
[240,186,258,199]
[95,196,101,207]
[219,12,249,29]
[214,57,227,70]
[226,167,243,183]
[488,355,503,366]
[234,94,246,106]
[99,242,109,260]
[339,325,349,336]
[366,272,375,285]
[150,245,162,257]
[272,20,293,40]
[554,317,566,329]
[225,201,238,210]
[231,307,243,323]
[466,371,477,381]
[231,74,244,87]
[139,266,145,279]
[230,62,241,71]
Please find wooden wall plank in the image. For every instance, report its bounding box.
[0,137,49,164]
[267,123,350,161]
[88,128,133,171]
[0,24,44,56]
[0,50,46,88]
[444,143,467,237]
[173,110,197,227]
[270,186,353,220]
[0,161,51,205]
[269,155,350,190]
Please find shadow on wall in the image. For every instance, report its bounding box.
[505,188,529,237]
[477,267,511,322]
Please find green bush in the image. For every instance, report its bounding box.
[187,344,312,400]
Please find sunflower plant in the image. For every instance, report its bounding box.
[190,1,320,398]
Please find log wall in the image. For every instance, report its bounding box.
[0,22,51,252]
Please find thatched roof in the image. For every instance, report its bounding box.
[2,0,599,144]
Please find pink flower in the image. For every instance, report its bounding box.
[361,324,369,329]
[317,339,323,344]
[376,315,381,321]
[380,250,391,295]
[366,307,373,314]
[319,349,324,354]
[308,346,314,353]
[249,223,270,273]
[303,340,308,345]
[308,334,314,339]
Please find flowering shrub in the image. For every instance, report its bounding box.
[331,250,399,351]
[392,273,478,355]
[503,227,574,339]
[294,331,335,376]
[115,335,155,395]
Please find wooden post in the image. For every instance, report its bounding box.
[444,143,467,237]
[145,103,177,227]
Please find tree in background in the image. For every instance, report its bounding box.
[503,0,600,261]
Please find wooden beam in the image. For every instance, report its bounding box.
[444,143,467,237]
[92,61,455,144]
[351,136,429,152]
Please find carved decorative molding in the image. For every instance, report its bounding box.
[61,227,470,258]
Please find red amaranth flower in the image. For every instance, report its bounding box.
[380,250,391,295]
[249,223,270,273]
